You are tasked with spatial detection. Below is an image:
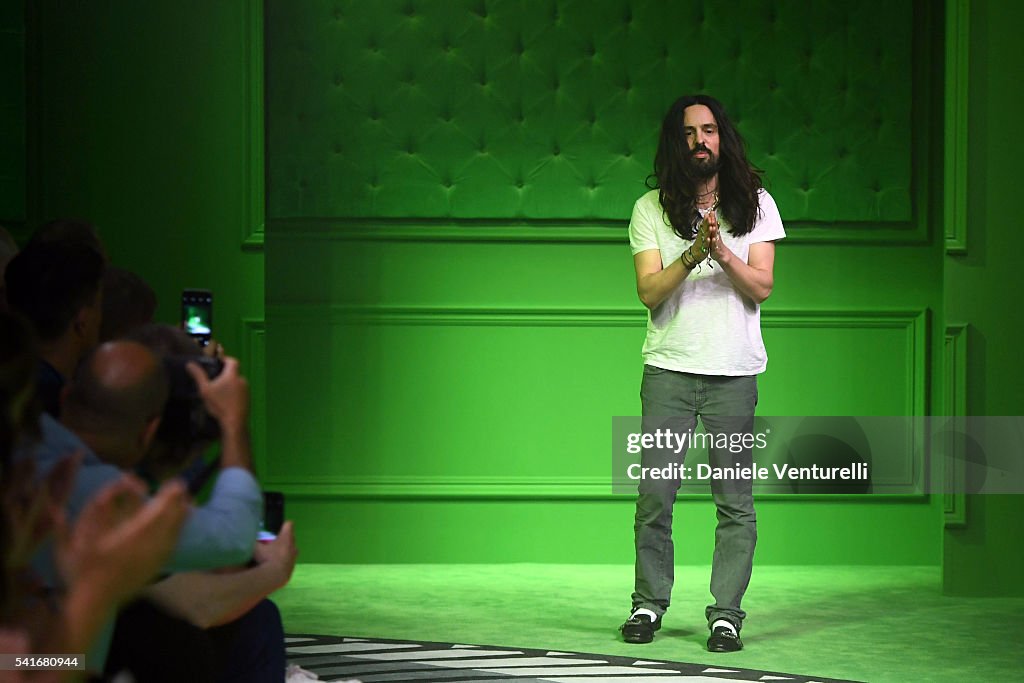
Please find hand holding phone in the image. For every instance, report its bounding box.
[252,521,297,589]
[261,491,285,539]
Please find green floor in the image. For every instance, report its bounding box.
[274,564,1024,683]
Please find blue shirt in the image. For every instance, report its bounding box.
[27,413,263,581]
[22,413,263,670]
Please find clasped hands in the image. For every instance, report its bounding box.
[681,211,732,270]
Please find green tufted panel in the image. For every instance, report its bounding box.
[266,0,913,223]
[0,1,25,223]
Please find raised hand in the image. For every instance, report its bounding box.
[2,453,81,572]
[252,521,298,590]
[56,475,189,605]
[186,355,250,431]
[706,211,733,264]
[691,213,712,261]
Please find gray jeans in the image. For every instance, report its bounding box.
[632,365,758,630]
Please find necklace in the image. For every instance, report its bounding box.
[695,190,719,211]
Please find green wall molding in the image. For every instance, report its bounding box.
[242,0,265,250]
[262,475,614,500]
[241,317,267,475]
[942,323,968,528]
[270,217,628,244]
[268,217,923,245]
[944,0,969,254]
[269,304,645,327]
[270,303,926,334]
[261,478,929,502]
[264,306,928,499]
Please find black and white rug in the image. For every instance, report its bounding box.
[285,634,863,683]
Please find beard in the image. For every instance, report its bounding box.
[686,145,720,179]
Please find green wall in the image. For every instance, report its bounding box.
[25,1,1019,586]
[26,0,266,457]
[265,0,945,565]
[941,0,1024,597]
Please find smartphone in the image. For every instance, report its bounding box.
[181,289,213,347]
[259,491,285,542]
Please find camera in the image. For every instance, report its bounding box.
[157,354,224,447]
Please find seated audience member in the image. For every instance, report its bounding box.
[98,266,158,342]
[4,242,105,417]
[1,310,45,620]
[106,526,295,683]
[1,311,189,681]
[45,339,262,571]
[101,325,294,683]
[128,323,225,491]
[22,338,262,671]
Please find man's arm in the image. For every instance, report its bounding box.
[143,522,297,629]
[56,477,189,658]
[707,214,776,304]
[168,470,262,570]
[187,356,251,472]
[634,213,711,310]
[716,241,775,304]
[634,249,692,310]
[167,356,262,570]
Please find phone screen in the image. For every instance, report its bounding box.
[259,491,284,542]
[182,289,213,346]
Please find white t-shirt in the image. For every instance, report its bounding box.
[628,188,786,375]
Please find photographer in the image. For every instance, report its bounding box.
[101,325,293,683]
[22,337,262,672]
[57,339,262,570]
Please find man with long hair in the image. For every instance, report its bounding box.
[622,94,785,651]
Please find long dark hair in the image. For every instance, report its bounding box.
[648,94,764,239]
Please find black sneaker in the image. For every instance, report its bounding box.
[620,612,662,643]
[707,625,743,652]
